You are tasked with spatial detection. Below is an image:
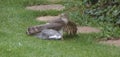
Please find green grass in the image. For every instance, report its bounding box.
[0,0,120,57]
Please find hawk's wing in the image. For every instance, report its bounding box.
[26,23,64,35]
[63,20,77,35]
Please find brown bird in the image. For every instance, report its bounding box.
[26,13,77,37]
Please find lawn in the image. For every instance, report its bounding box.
[0,0,120,57]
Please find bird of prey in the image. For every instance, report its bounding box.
[26,13,77,38]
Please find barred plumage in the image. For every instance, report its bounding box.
[63,20,77,35]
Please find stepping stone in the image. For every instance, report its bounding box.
[77,26,101,33]
[47,0,62,3]
[100,39,120,47]
[26,4,65,11]
[36,16,60,22]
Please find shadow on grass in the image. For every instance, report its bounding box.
[63,34,79,40]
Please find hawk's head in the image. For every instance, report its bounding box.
[59,13,69,24]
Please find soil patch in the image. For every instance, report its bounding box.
[77,26,101,33]
[47,0,62,3]
[100,39,120,46]
[26,4,65,11]
[36,16,60,22]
